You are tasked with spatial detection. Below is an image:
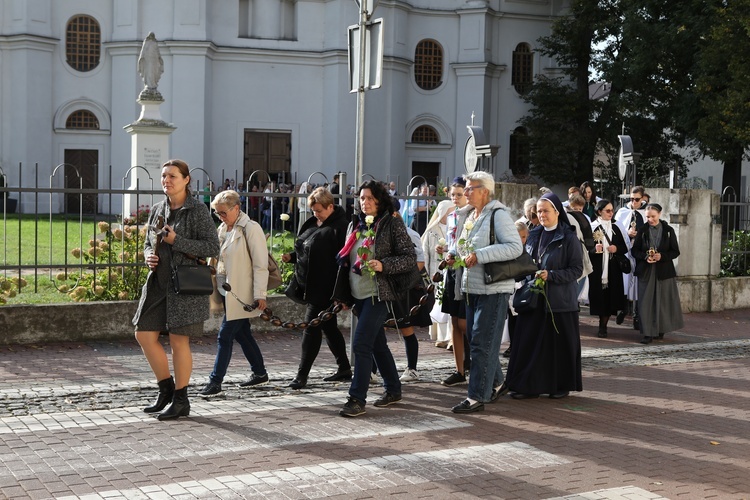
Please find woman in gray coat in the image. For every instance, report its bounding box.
[133,159,220,421]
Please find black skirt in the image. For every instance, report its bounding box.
[440,269,466,319]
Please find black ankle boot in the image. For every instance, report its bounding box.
[158,386,190,421]
[143,376,175,413]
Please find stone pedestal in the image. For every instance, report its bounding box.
[122,96,176,219]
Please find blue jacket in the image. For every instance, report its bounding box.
[526,224,583,313]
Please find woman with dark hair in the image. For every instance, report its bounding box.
[631,203,684,344]
[133,159,220,420]
[282,187,352,388]
[505,192,583,399]
[579,181,599,221]
[588,199,628,338]
[332,180,417,417]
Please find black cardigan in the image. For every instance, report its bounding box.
[631,220,680,280]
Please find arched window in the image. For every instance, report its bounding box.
[414,39,443,90]
[66,110,100,130]
[512,43,533,95]
[411,125,440,144]
[66,15,101,72]
[509,127,530,176]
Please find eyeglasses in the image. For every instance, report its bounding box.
[602,209,614,213]
[214,205,237,218]
[465,185,485,193]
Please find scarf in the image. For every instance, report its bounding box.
[597,218,613,288]
[337,212,383,273]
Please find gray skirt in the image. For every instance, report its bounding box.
[134,276,204,337]
[637,266,684,338]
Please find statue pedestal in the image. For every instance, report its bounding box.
[122,96,176,220]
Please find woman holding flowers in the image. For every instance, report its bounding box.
[333,180,417,418]
[505,193,583,400]
[444,171,523,414]
[133,159,220,421]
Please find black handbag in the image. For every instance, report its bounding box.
[171,262,214,295]
[601,229,632,274]
[284,276,306,305]
[512,279,540,313]
[484,208,538,284]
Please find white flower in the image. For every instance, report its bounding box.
[365,215,375,225]
[464,220,475,232]
[280,213,290,222]
[438,237,447,246]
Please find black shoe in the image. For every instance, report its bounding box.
[633,317,641,330]
[502,347,511,358]
[441,371,468,387]
[339,397,366,417]
[616,310,626,324]
[597,328,607,338]
[373,392,402,407]
[239,373,269,387]
[640,336,652,344]
[549,391,569,399]
[288,378,307,390]
[490,382,509,403]
[143,376,174,413]
[510,393,539,400]
[198,381,222,397]
[657,332,665,339]
[452,399,484,413]
[157,387,190,421]
[324,370,353,382]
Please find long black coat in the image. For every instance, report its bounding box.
[588,222,627,315]
[631,220,680,280]
[289,205,348,308]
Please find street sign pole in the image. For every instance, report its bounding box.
[354,1,368,188]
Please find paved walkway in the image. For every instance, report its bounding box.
[0,307,749,499]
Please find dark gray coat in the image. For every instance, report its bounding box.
[132,195,220,330]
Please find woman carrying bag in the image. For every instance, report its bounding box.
[198,190,271,397]
[282,187,352,389]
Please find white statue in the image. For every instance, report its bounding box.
[138,32,163,93]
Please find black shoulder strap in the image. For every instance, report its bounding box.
[489,208,502,244]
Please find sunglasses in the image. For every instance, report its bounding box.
[602,209,614,213]
[631,197,642,202]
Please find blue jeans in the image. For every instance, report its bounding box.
[349,298,401,404]
[209,315,267,384]
[466,293,509,402]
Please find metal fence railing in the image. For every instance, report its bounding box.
[719,187,750,277]
[1,163,446,300]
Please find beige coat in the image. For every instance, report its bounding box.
[216,212,269,320]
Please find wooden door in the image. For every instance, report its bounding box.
[64,149,98,214]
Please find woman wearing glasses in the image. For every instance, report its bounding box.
[198,190,271,398]
[588,200,628,338]
[133,159,220,420]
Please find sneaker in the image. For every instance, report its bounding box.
[287,378,307,390]
[339,397,366,417]
[369,373,380,385]
[435,340,449,348]
[441,371,467,387]
[399,368,419,382]
[616,310,626,325]
[198,381,222,397]
[502,346,511,358]
[323,370,352,382]
[239,373,269,388]
[373,392,402,407]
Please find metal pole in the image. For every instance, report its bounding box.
[354,2,367,187]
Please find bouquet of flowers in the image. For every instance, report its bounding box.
[356,215,377,279]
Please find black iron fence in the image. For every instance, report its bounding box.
[718,187,750,277]
[1,163,446,301]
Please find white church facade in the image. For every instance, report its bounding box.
[1,0,571,214]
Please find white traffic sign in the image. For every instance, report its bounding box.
[348,18,384,92]
[355,0,380,15]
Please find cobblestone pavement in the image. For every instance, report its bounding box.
[0,308,749,499]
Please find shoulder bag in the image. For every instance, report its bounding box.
[602,229,632,274]
[170,249,214,295]
[512,278,539,313]
[241,225,283,290]
[484,208,538,284]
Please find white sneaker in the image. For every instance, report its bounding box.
[369,373,381,385]
[399,368,419,382]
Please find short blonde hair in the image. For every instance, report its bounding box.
[308,187,334,208]
[463,171,495,197]
[211,190,241,210]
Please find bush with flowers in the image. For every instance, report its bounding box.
[0,276,28,305]
[57,220,150,302]
[121,204,151,226]
[268,213,295,292]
